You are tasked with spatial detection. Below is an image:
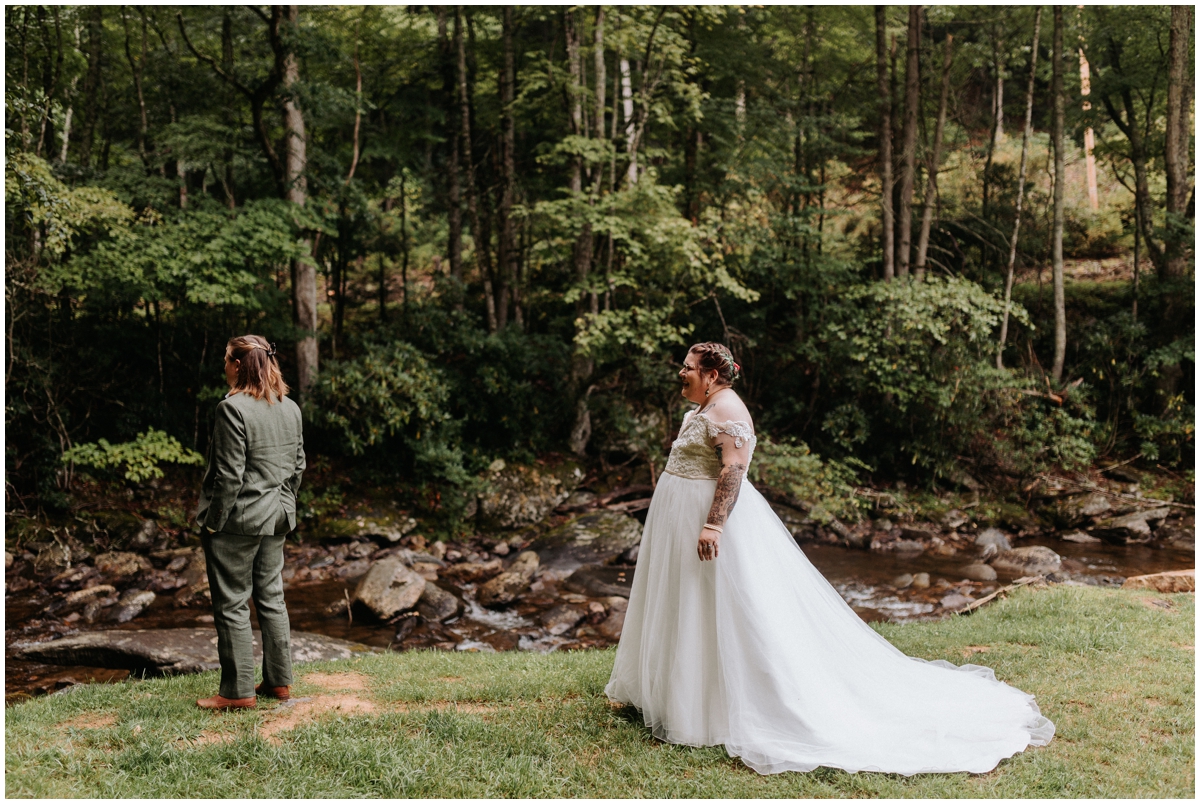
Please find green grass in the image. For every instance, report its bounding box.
[6,586,1194,797]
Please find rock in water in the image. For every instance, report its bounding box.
[476,462,584,530]
[960,563,998,582]
[94,551,152,581]
[12,628,375,675]
[539,604,587,635]
[563,565,634,598]
[353,558,426,620]
[417,583,461,622]
[1092,508,1171,545]
[597,598,628,639]
[440,558,504,583]
[1060,530,1102,544]
[1121,569,1195,593]
[939,592,973,611]
[990,546,1061,576]
[910,572,931,589]
[109,589,156,623]
[173,551,210,608]
[530,511,643,579]
[477,551,540,608]
[891,574,914,589]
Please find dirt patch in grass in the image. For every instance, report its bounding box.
[59,713,116,730]
[961,645,991,658]
[258,694,377,744]
[1139,597,1177,612]
[176,730,236,748]
[437,676,464,682]
[302,671,371,692]
[394,700,497,715]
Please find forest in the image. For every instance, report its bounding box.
[5,4,1194,526]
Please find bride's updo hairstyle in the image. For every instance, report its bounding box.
[227,335,289,403]
[688,342,741,385]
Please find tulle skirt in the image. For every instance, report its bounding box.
[605,472,1054,775]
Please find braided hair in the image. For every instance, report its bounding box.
[688,342,741,385]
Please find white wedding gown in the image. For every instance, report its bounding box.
[606,410,1054,775]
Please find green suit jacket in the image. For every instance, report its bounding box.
[196,391,306,536]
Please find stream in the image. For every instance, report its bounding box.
[6,531,1192,703]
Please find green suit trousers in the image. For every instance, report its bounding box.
[201,529,293,699]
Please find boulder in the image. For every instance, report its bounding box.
[596,598,629,640]
[109,589,156,623]
[477,552,540,608]
[563,564,635,598]
[313,511,419,544]
[974,528,1012,557]
[11,628,374,676]
[530,511,643,579]
[1092,508,1172,545]
[416,583,462,622]
[476,460,584,530]
[539,604,587,635]
[129,518,159,549]
[1121,569,1195,593]
[173,552,210,608]
[352,558,426,620]
[1053,493,1112,527]
[910,572,931,589]
[870,536,925,555]
[33,542,72,575]
[94,551,152,581]
[891,573,914,589]
[46,585,117,616]
[898,523,934,540]
[440,558,504,583]
[960,563,998,582]
[1060,530,1102,544]
[939,592,974,611]
[990,546,1061,576]
[941,509,970,530]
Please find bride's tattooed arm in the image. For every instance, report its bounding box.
[706,462,747,528]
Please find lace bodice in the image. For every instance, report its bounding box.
[663,410,757,480]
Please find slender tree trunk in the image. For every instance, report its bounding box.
[1050,6,1066,383]
[997,7,1042,370]
[441,10,463,299]
[1078,46,1099,210]
[282,6,316,397]
[896,5,922,276]
[1132,193,1140,322]
[121,8,148,163]
[587,6,605,315]
[77,6,103,168]
[620,57,636,185]
[876,6,895,281]
[1164,5,1193,278]
[915,33,953,280]
[457,8,497,332]
[221,9,236,208]
[499,6,519,329]
[982,29,1003,219]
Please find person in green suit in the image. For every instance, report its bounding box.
[195,334,305,710]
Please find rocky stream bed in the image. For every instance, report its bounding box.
[6,462,1194,704]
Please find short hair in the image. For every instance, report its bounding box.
[226,335,289,403]
[688,342,741,384]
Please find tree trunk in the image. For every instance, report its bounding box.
[588,6,605,315]
[498,6,519,329]
[457,7,496,332]
[620,57,636,185]
[282,6,317,397]
[1050,7,1066,383]
[221,9,236,208]
[896,5,922,276]
[1077,46,1099,211]
[77,6,103,168]
[121,8,148,163]
[1164,5,1193,279]
[915,33,953,280]
[441,9,463,298]
[997,7,1042,370]
[876,6,895,281]
[982,28,1004,219]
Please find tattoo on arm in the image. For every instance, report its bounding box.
[706,463,747,527]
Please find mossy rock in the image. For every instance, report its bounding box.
[530,510,642,578]
[474,459,584,530]
[308,510,419,543]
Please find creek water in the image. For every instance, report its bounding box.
[5,534,1192,702]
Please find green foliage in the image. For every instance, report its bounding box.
[748,436,867,522]
[61,429,204,483]
[304,341,466,486]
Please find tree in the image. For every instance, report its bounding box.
[875,6,895,281]
[1164,5,1194,280]
[896,5,921,276]
[1050,6,1066,383]
[914,33,953,280]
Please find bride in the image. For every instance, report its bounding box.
[605,342,1054,775]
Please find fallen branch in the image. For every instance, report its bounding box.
[956,575,1044,616]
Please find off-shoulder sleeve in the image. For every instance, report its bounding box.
[697,414,756,468]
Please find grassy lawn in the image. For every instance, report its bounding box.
[5,585,1193,798]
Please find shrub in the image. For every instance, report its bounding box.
[62,429,204,483]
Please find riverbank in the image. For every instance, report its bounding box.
[6,585,1193,798]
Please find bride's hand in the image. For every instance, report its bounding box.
[697,528,720,561]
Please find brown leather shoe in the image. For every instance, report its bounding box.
[196,694,256,711]
[255,683,290,701]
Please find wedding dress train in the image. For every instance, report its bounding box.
[605,410,1054,775]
